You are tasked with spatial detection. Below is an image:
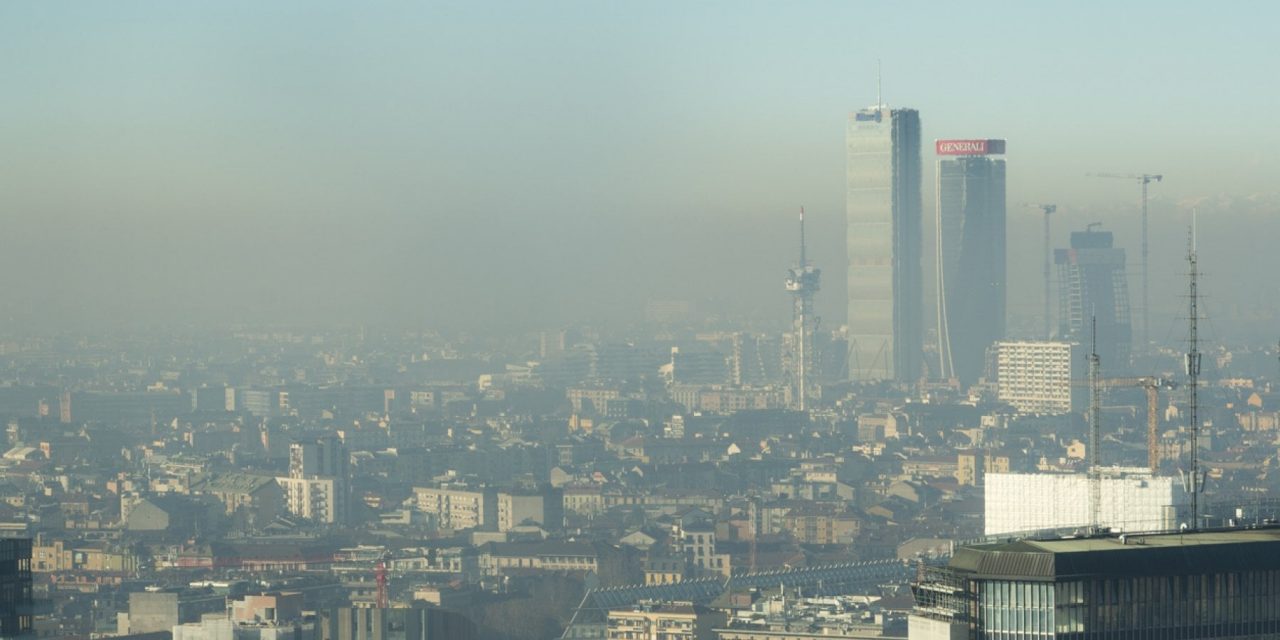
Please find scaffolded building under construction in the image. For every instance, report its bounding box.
[1055,226,1131,369]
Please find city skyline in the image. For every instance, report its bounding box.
[4,3,1280,341]
[9,4,1280,639]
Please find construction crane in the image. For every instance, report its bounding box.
[1023,203,1057,338]
[1087,172,1162,353]
[1105,377,1176,473]
[1071,375,1177,473]
[376,552,391,609]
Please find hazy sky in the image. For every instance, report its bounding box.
[3,1,1279,340]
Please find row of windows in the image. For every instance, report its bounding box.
[977,570,1280,638]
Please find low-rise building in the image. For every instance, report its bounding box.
[607,601,698,640]
[316,606,476,640]
[200,473,284,518]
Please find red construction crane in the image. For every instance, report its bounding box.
[375,553,390,609]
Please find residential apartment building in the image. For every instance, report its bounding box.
[992,340,1081,414]
[414,485,496,531]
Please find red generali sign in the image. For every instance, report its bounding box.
[935,139,1006,156]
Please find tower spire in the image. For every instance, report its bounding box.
[799,206,807,267]
[876,59,882,109]
[786,207,820,412]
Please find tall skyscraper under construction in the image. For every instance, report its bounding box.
[934,139,1006,387]
[846,106,923,382]
[1056,225,1132,368]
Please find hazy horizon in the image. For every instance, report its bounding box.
[4,1,1280,344]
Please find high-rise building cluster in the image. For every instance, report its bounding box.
[0,86,1252,640]
[934,139,1006,387]
[845,107,1017,387]
[841,103,1131,390]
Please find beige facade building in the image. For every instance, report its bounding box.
[607,602,697,640]
[414,486,494,531]
[276,476,343,524]
[992,340,1080,414]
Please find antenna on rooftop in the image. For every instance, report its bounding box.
[1088,315,1102,533]
[876,59,882,109]
[1186,216,1203,528]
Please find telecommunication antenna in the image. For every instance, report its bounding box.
[1186,220,1203,528]
[1088,316,1102,532]
[785,208,820,411]
[876,59,882,109]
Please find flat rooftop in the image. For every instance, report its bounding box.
[950,527,1280,581]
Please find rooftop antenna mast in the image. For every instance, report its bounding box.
[1088,315,1102,533]
[875,59,883,109]
[800,206,807,267]
[786,208,820,412]
[1186,213,1203,528]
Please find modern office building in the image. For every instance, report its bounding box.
[984,469,1190,536]
[935,139,1007,387]
[846,105,923,383]
[911,527,1280,639]
[991,340,1081,414]
[1056,226,1132,369]
[0,538,32,638]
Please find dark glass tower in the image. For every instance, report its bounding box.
[0,539,32,638]
[935,151,1006,387]
[1056,226,1132,368]
[846,106,922,383]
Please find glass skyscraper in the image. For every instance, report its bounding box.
[935,149,1006,387]
[846,107,922,383]
[1056,227,1132,369]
